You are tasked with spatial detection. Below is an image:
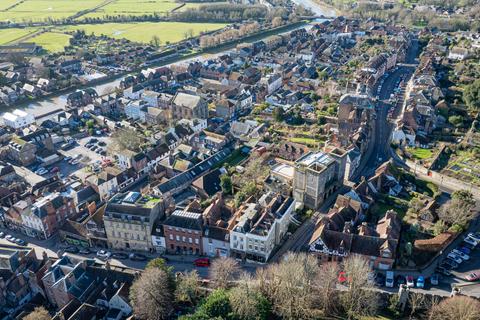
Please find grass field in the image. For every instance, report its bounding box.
[29,31,72,52]
[0,27,38,45]
[0,0,21,11]
[81,0,182,19]
[178,2,228,11]
[61,22,226,44]
[0,0,105,22]
[407,147,433,160]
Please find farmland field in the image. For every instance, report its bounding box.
[29,31,72,52]
[80,0,182,19]
[0,0,21,11]
[178,2,229,11]
[61,22,226,44]
[0,27,38,45]
[0,0,105,23]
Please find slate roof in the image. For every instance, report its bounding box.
[163,210,202,230]
[192,168,223,197]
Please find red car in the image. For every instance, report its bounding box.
[465,272,480,281]
[50,167,60,173]
[338,271,347,283]
[193,258,210,267]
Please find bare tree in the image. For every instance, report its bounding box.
[209,257,240,289]
[340,255,379,319]
[175,270,202,306]
[408,292,426,319]
[257,252,322,319]
[314,262,340,317]
[272,16,283,27]
[129,267,174,320]
[23,307,50,320]
[438,189,476,226]
[229,273,271,320]
[429,295,480,320]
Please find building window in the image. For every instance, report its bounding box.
[195,239,199,245]
[189,237,192,243]
[182,236,186,242]
[169,234,173,240]
[176,235,180,241]
[168,226,172,230]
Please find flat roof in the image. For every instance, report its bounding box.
[272,163,294,179]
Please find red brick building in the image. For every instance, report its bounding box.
[163,210,203,255]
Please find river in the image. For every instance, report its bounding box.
[291,0,337,17]
[12,1,336,122]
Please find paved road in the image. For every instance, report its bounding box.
[360,38,419,180]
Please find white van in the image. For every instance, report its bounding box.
[385,271,394,288]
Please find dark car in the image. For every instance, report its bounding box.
[98,141,106,147]
[436,267,451,276]
[89,138,98,144]
[129,253,148,261]
[112,252,129,259]
[64,246,79,253]
[79,247,91,254]
[374,273,385,287]
[395,275,406,287]
[0,232,5,238]
[462,242,476,250]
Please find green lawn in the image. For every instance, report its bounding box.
[178,2,228,11]
[0,0,105,22]
[81,0,182,19]
[288,137,323,147]
[0,0,21,10]
[29,31,72,52]
[407,147,433,160]
[0,27,38,45]
[61,22,226,44]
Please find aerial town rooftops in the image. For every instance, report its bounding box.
[295,151,336,172]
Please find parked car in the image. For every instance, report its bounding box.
[375,273,385,287]
[98,141,106,146]
[464,237,478,247]
[462,241,476,250]
[447,253,463,264]
[467,233,480,242]
[193,258,210,267]
[442,259,459,269]
[71,159,80,165]
[6,235,16,243]
[129,253,147,261]
[452,249,470,260]
[406,276,415,288]
[50,167,59,173]
[111,252,128,259]
[15,238,26,246]
[430,274,439,286]
[465,272,480,282]
[64,246,79,253]
[385,271,394,288]
[64,156,72,161]
[416,276,425,288]
[436,267,451,276]
[459,246,471,255]
[0,232,5,238]
[96,250,111,260]
[78,247,91,254]
[396,275,406,287]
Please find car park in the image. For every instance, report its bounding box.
[406,276,415,288]
[462,241,476,250]
[465,272,480,281]
[447,253,463,264]
[430,274,439,286]
[452,249,469,260]
[416,276,425,288]
[96,250,111,260]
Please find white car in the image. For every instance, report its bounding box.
[447,253,463,264]
[452,249,470,261]
[467,233,480,242]
[464,237,478,247]
[96,250,111,260]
